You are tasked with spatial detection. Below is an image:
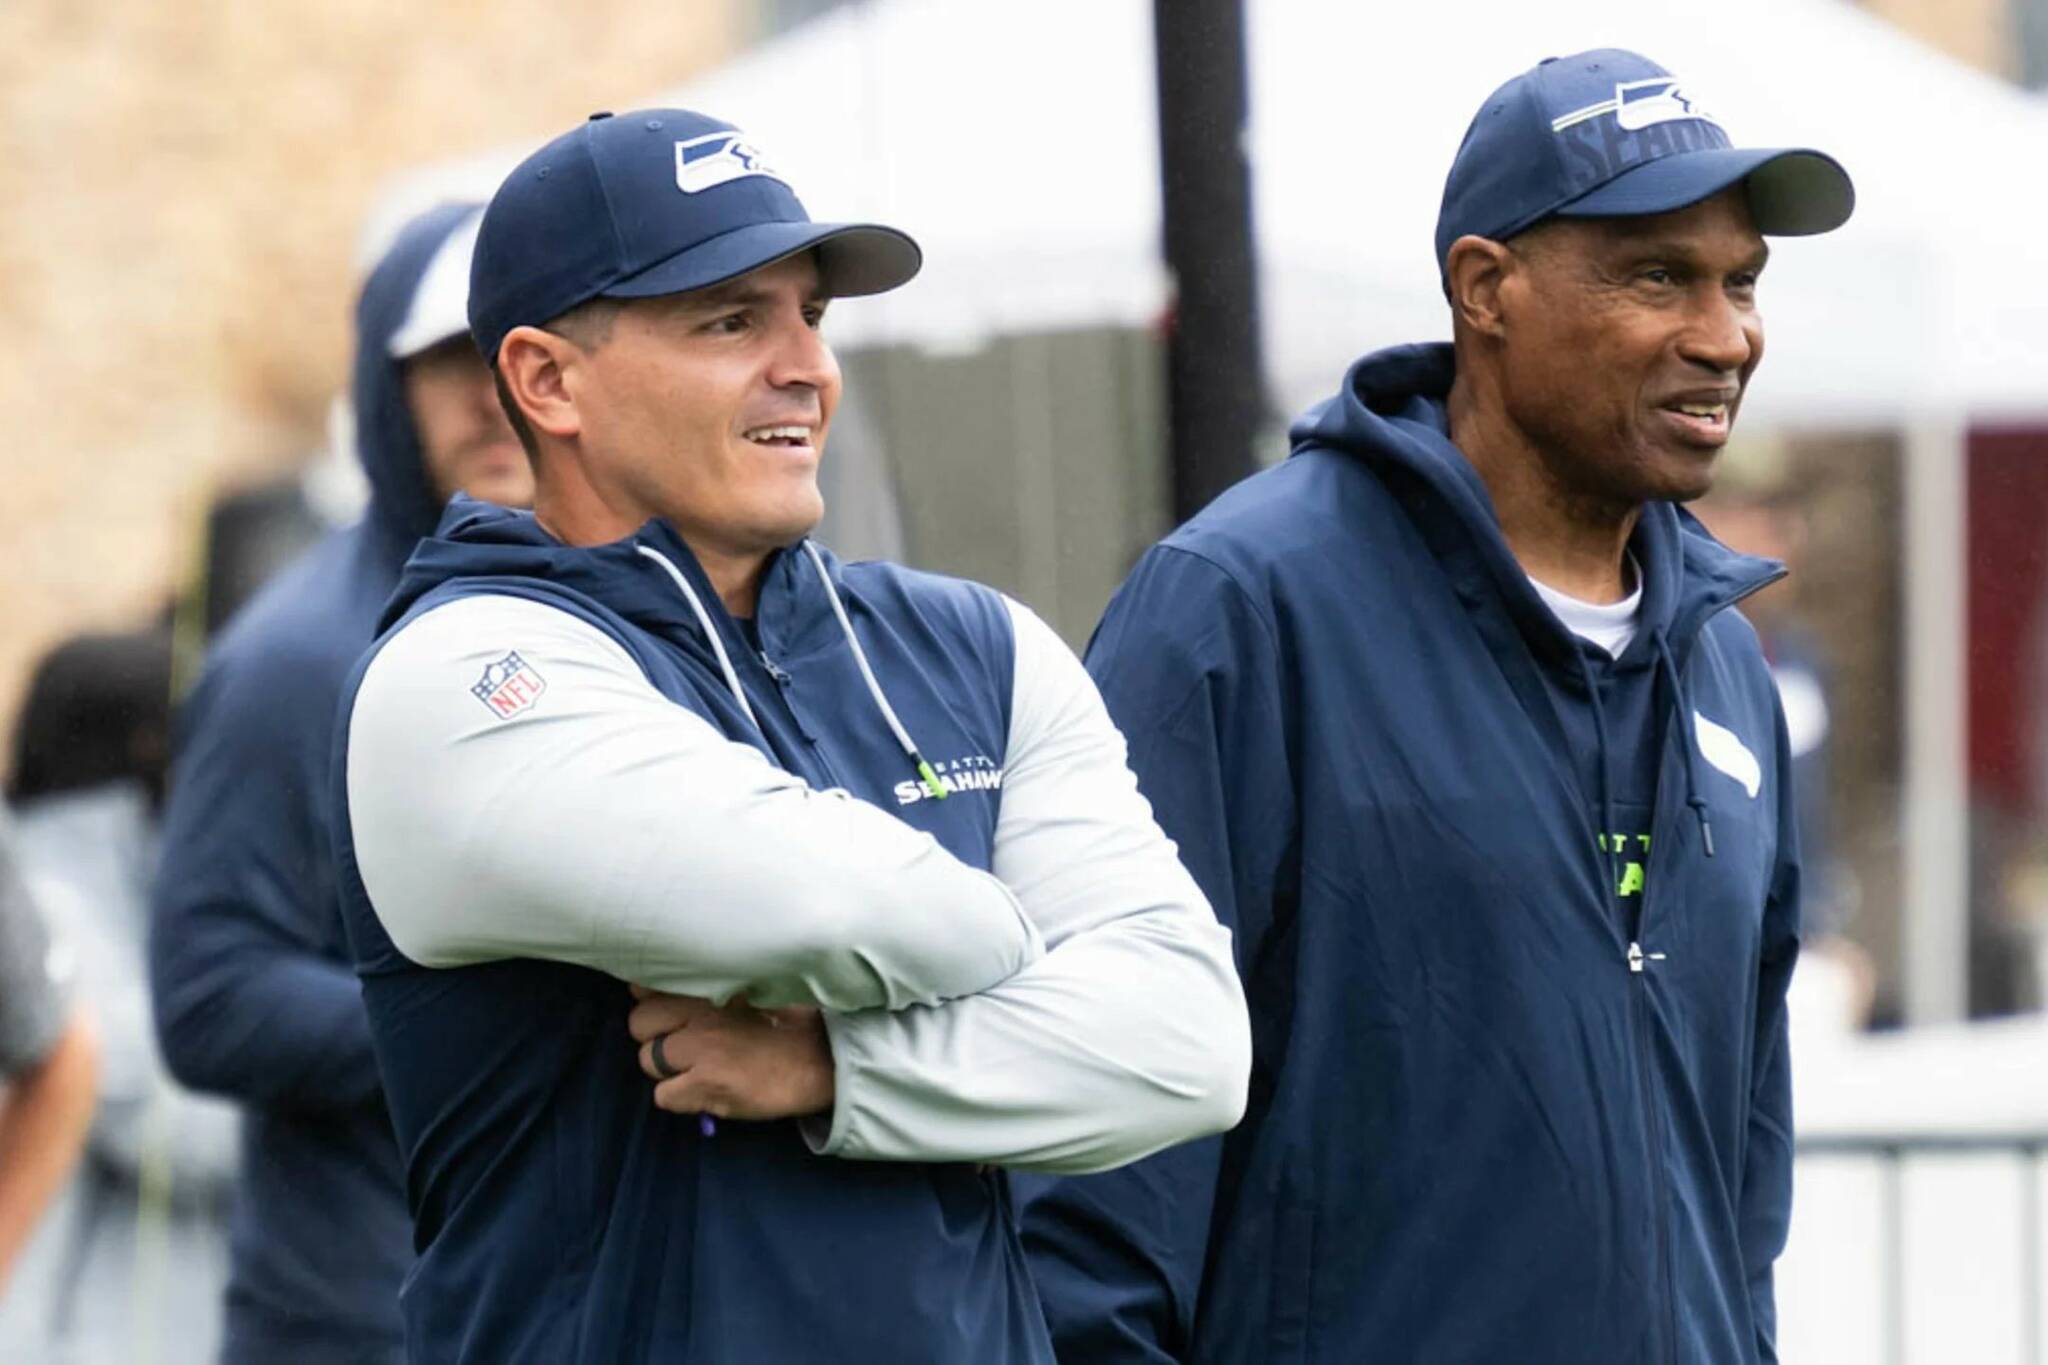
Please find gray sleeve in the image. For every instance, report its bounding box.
[0,812,70,1076]
[807,598,1250,1172]
[346,595,1042,1011]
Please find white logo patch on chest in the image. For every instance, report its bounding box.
[1693,711,1761,799]
[894,755,1003,806]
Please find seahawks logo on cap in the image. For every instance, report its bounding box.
[1551,78,1722,134]
[674,131,787,194]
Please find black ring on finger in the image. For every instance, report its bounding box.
[649,1031,684,1081]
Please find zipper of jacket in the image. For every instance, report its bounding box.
[641,539,942,805]
[1626,929,1678,1365]
[1619,574,1776,1365]
[751,646,844,788]
[1624,656,1711,1365]
[757,649,816,742]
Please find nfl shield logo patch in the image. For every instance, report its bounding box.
[471,650,547,720]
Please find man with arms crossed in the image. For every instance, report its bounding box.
[1023,50,1851,1364]
[332,109,1249,1362]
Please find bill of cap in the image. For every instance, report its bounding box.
[602,220,923,303]
[1555,146,1855,236]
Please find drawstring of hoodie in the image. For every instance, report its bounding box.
[636,541,950,803]
[1572,648,1624,902]
[1654,632,1715,858]
[636,546,760,730]
[800,540,949,802]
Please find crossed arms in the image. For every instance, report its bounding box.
[344,591,1250,1172]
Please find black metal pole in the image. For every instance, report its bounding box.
[1154,0,1264,523]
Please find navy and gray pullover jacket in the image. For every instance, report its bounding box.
[1021,343,1802,1364]
[325,501,1246,1362]
[149,203,476,1362]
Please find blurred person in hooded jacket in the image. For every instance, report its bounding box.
[148,201,530,1363]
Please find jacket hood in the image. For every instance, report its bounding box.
[384,499,696,635]
[350,202,484,550]
[1288,342,1783,675]
[384,498,962,804]
[384,498,840,663]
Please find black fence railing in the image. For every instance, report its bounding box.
[1797,1133,2048,1365]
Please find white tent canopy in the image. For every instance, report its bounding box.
[1250,0,2048,423]
[372,0,2048,425]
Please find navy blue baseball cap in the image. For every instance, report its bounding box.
[1435,49,1854,272]
[469,109,922,365]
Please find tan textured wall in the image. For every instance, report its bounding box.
[0,1,741,743]
[1861,0,2017,77]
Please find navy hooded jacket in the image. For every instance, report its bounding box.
[1021,343,1801,1364]
[149,203,477,1362]
[326,505,1093,1362]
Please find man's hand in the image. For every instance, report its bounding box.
[627,988,835,1122]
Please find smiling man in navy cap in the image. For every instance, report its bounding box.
[1021,50,1851,1364]
[327,110,1249,1362]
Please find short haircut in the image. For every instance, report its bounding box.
[492,297,627,461]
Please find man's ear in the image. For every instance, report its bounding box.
[497,326,584,444]
[1444,235,1515,341]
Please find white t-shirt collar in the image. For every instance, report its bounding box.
[1527,552,1643,659]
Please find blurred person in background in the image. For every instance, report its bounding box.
[1693,452,1877,1040]
[1023,49,1851,1365]
[191,481,331,642]
[1,627,238,1362]
[2003,504,2048,1013]
[149,201,530,1364]
[0,810,96,1299]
